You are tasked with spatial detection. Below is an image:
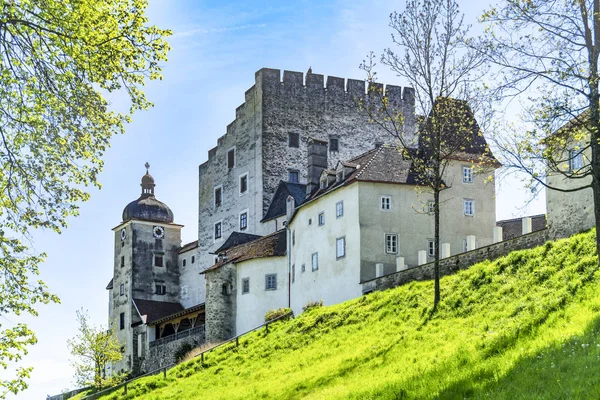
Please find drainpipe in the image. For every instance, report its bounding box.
[285,195,296,310]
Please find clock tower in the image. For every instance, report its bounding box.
[108,163,182,374]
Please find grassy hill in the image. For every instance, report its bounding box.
[96,229,600,399]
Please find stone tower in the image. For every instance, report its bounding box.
[196,68,416,293]
[109,164,182,374]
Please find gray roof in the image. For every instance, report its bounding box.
[132,298,184,325]
[262,181,307,222]
[213,231,263,255]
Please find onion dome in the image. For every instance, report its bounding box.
[122,163,174,223]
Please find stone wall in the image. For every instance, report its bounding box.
[204,264,237,343]
[141,326,205,372]
[197,68,416,279]
[362,229,549,293]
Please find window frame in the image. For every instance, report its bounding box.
[427,239,435,257]
[336,236,346,260]
[288,169,300,183]
[227,146,236,169]
[463,199,475,217]
[120,283,124,296]
[239,172,249,196]
[191,256,195,264]
[182,258,186,267]
[385,234,399,255]
[462,166,473,184]
[265,274,277,291]
[154,255,163,267]
[336,201,344,218]
[311,252,319,271]
[242,277,250,294]
[239,210,248,231]
[214,185,223,207]
[214,220,223,240]
[120,255,124,268]
[119,312,125,330]
[155,283,166,295]
[318,212,325,226]
[427,200,435,214]
[569,148,584,172]
[380,195,392,211]
[289,132,300,148]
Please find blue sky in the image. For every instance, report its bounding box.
[7,0,544,397]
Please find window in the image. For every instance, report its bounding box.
[289,170,299,183]
[181,285,188,299]
[214,222,222,240]
[336,171,343,182]
[155,283,166,295]
[320,178,327,190]
[380,196,392,211]
[182,258,187,267]
[120,283,124,296]
[311,252,319,271]
[329,137,339,152]
[265,274,277,291]
[222,283,231,295]
[336,201,344,218]
[336,237,346,259]
[308,218,312,225]
[242,278,250,294]
[289,132,299,148]
[462,166,473,183]
[464,199,474,216]
[214,186,222,207]
[318,212,325,226]
[292,230,295,246]
[120,256,124,268]
[191,256,195,264]
[239,173,248,195]
[154,255,163,267]
[569,149,584,172]
[227,147,235,169]
[301,264,306,273]
[119,313,125,330]
[292,264,296,283]
[427,201,435,214]
[385,234,398,254]
[240,211,248,230]
[427,239,435,257]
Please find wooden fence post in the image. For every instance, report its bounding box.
[124,383,128,395]
[201,352,204,364]
[163,367,167,379]
[236,337,239,347]
[265,322,269,334]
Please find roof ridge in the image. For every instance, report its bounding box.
[355,146,385,179]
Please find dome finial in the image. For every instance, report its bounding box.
[141,162,155,196]
[145,162,150,172]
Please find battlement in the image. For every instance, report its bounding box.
[255,68,415,102]
[204,68,415,163]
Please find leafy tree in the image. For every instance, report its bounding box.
[67,309,123,390]
[477,0,600,255]
[0,0,170,395]
[360,0,496,308]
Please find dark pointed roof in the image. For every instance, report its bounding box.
[132,298,184,325]
[213,231,263,255]
[106,278,113,290]
[179,240,198,254]
[262,181,307,222]
[122,164,174,224]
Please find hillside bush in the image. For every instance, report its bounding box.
[264,308,293,322]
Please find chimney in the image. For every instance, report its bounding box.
[306,138,328,196]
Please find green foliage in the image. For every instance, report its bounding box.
[264,308,293,323]
[0,0,170,395]
[94,230,600,399]
[67,309,123,390]
[302,300,323,312]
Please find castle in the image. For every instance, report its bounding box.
[106,68,502,374]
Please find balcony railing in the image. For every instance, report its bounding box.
[149,325,205,348]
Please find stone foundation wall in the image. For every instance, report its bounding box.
[141,326,205,372]
[362,229,549,293]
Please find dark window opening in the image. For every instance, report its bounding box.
[155,284,166,295]
[191,256,195,264]
[120,283,124,296]
[227,148,235,169]
[289,170,299,183]
[242,278,250,294]
[154,255,163,267]
[214,187,222,206]
[222,283,231,295]
[119,313,125,330]
[329,138,339,152]
[289,132,299,148]
[182,259,186,267]
[214,222,222,239]
[240,175,248,194]
[120,256,124,268]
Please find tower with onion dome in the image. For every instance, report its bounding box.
[107,163,182,374]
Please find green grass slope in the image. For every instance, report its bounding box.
[101,230,600,399]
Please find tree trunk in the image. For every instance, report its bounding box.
[589,1,600,263]
[433,188,441,308]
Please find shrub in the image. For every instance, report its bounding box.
[174,342,196,363]
[264,308,293,322]
[302,300,323,312]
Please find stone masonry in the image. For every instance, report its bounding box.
[204,263,237,343]
[197,68,416,289]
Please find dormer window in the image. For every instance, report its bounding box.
[320,178,327,190]
[336,171,343,182]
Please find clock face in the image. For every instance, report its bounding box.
[120,228,126,241]
[153,226,165,239]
